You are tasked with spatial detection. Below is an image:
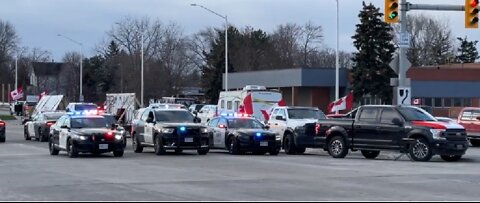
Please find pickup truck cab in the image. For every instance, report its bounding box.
[296,105,469,162]
[457,107,480,147]
[267,106,326,154]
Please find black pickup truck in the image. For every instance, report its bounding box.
[293,105,469,162]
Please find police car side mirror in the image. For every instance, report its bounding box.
[194,117,201,123]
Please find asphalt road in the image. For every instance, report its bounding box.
[1,112,480,201]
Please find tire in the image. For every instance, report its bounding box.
[283,134,297,155]
[67,139,78,158]
[123,137,127,148]
[132,133,143,153]
[37,128,42,142]
[49,136,59,155]
[361,150,380,159]
[0,135,5,143]
[296,147,306,154]
[24,128,31,140]
[175,149,183,153]
[328,136,348,158]
[154,135,166,155]
[113,150,124,157]
[470,140,480,147]
[197,148,209,155]
[228,136,241,155]
[440,155,462,162]
[409,138,433,162]
[269,148,280,155]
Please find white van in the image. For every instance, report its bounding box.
[217,85,285,122]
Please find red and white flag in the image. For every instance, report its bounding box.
[39,90,48,100]
[10,87,24,101]
[327,92,354,113]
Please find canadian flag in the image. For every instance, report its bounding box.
[327,92,354,113]
[10,87,24,101]
[39,90,48,100]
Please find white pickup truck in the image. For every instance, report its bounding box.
[266,106,326,154]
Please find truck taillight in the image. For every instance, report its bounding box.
[315,123,321,135]
[47,122,54,126]
[0,121,5,127]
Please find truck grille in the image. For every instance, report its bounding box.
[444,129,468,141]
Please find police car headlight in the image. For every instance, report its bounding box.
[115,135,123,140]
[160,128,174,134]
[79,136,87,141]
[201,128,209,133]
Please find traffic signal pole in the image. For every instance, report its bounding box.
[388,0,478,105]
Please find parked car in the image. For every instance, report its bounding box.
[24,111,65,142]
[0,119,6,143]
[457,107,480,147]
[294,105,469,162]
[188,104,205,114]
[195,104,217,124]
[435,117,457,124]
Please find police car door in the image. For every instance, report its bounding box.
[208,118,221,148]
[217,118,228,149]
[144,111,155,144]
[59,117,71,149]
[52,116,66,146]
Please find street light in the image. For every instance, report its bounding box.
[57,34,83,102]
[191,3,229,92]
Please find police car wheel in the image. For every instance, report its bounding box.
[113,150,124,157]
[0,135,5,143]
[154,136,166,155]
[197,148,209,155]
[24,128,31,141]
[67,139,78,158]
[49,137,59,155]
[132,133,143,153]
[228,137,241,155]
[37,128,42,142]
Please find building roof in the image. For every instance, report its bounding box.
[225,68,349,89]
[408,63,480,81]
[32,62,65,76]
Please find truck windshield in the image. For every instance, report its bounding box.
[287,109,326,119]
[398,107,436,121]
[228,118,264,129]
[154,110,195,123]
[71,117,109,128]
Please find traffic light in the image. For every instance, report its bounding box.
[385,0,400,24]
[465,0,479,28]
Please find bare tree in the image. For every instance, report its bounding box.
[61,52,81,102]
[300,21,324,67]
[271,23,303,68]
[0,19,19,84]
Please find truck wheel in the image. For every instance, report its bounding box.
[283,134,297,155]
[197,148,209,155]
[440,155,462,162]
[24,128,31,140]
[113,150,124,157]
[361,150,380,159]
[228,136,241,155]
[0,134,5,143]
[49,136,59,155]
[132,133,143,153]
[67,139,78,158]
[154,136,166,155]
[470,140,480,147]
[328,136,348,158]
[409,138,433,162]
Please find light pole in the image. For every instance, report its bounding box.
[191,3,229,92]
[335,0,340,114]
[57,34,83,102]
[140,31,144,107]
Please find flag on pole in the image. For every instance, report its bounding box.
[39,90,48,100]
[10,87,24,101]
[327,92,354,113]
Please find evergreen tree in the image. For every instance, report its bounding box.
[456,36,479,63]
[351,2,396,103]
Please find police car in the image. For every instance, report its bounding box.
[131,105,210,155]
[206,113,281,155]
[48,110,126,158]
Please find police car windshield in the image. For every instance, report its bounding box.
[398,107,436,121]
[154,110,195,122]
[228,118,264,129]
[287,109,326,119]
[71,117,109,128]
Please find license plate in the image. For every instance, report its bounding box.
[456,145,463,149]
[185,138,194,143]
[99,144,109,150]
[260,142,268,147]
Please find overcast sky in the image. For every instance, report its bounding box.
[1,0,479,61]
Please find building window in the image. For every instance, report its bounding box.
[227,101,232,110]
[221,100,225,109]
[453,98,462,107]
[444,98,452,107]
[424,98,433,106]
[434,98,442,107]
[464,98,472,107]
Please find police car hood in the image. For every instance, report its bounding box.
[235,129,275,135]
[155,123,205,128]
[71,128,111,135]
